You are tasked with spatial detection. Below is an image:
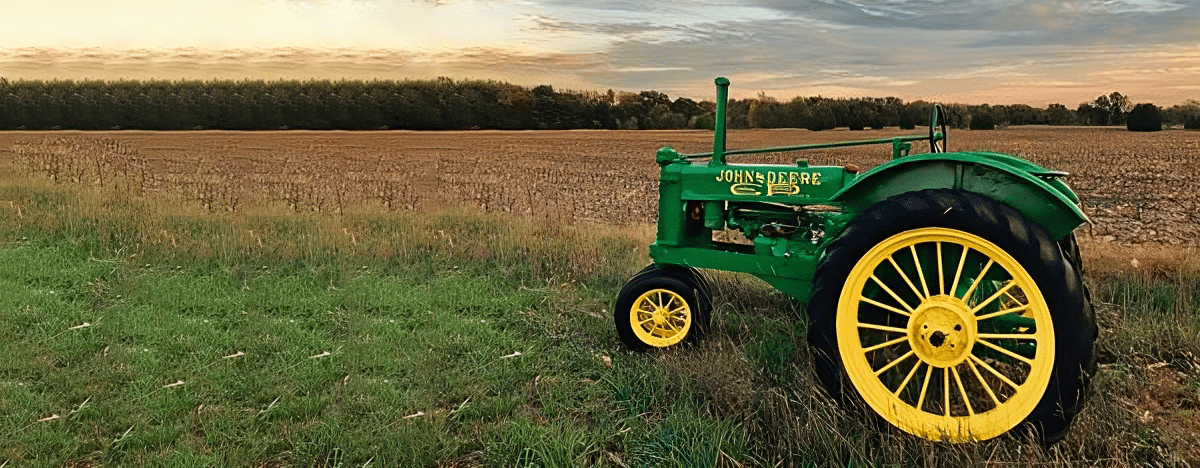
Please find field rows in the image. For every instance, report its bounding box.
[2,127,1197,245]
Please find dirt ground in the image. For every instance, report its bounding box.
[1,126,1197,245]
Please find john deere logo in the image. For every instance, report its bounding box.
[715,169,820,196]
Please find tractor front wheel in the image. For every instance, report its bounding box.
[807,189,1096,444]
[614,266,712,350]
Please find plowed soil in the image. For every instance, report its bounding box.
[2,127,1197,245]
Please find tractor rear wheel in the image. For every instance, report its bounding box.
[615,265,712,350]
[807,189,1096,444]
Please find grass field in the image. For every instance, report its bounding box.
[1,131,1199,467]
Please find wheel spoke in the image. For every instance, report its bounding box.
[1003,290,1026,308]
[910,245,931,299]
[970,355,1020,391]
[969,281,1019,314]
[977,338,1034,364]
[966,356,1001,407]
[894,360,923,397]
[937,242,945,296]
[887,255,926,301]
[864,336,908,353]
[653,291,664,308]
[857,322,908,334]
[860,296,912,317]
[917,363,934,411]
[976,305,1029,321]
[959,259,995,303]
[943,368,950,417]
[874,350,915,376]
[952,366,974,416]
[869,275,915,312]
[669,305,688,315]
[977,333,1037,341]
[951,246,970,299]
[638,317,655,326]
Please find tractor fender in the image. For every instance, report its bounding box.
[830,152,1088,241]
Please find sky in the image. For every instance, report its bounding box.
[1,0,1199,105]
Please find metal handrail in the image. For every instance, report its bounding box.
[684,134,937,159]
[703,77,945,164]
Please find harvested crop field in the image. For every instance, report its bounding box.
[2,127,1197,245]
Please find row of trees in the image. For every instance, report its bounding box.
[1,78,1197,131]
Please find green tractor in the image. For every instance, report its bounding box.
[614,78,1097,445]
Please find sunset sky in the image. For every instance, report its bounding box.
[2,0,1199,105]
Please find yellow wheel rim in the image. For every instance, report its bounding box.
[836,228,1055,442]
[630,288,693,347]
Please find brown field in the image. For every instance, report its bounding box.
[1,126,1197,245]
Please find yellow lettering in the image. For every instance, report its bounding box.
[767,172,777,184]
[800,172,810,184]
[755,172,765,183]
[789,172,797,185]
[731,183,761,196]
[767,183,797,196]
[811,172,821,185]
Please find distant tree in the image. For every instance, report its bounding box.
[1187,113,1200,130]
[783,97,813,129]
[846,102,873,130]
[969,113,996,130]
[1076,102,1110,126]
[1126,103,1162,132]
[1046,103,1075,125]
[1167,99,1200,129]
[968,104,997,130]
[1106,92,1131,125]
[897,110,916,129]
[1082,92,1130,125]
[725,99,752,129]
[669,97,701,117]
[804,99,837,131]
[748,94,784,128]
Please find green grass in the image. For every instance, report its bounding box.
[1,172,1199,467]
[0,239,609,466]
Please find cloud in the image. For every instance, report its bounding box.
[935,65,1033,80]
[610,67,694,72]
[1088,0,1187,14]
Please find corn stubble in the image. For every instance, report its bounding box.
[3,126,1197,246]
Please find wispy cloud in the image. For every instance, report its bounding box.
[610,67,694,72]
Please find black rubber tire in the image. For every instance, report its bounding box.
[806,189,1097,444]
[632,263,713,313]
[615,266,712,350]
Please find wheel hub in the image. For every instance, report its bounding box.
[908,295,976,368]
[652,307,669,325]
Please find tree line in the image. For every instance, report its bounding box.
[1,77,1197,131]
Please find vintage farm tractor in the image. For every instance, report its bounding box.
[614,78,1097,444]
